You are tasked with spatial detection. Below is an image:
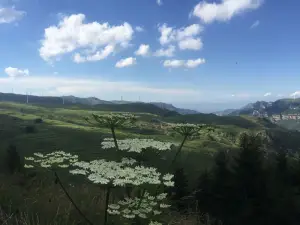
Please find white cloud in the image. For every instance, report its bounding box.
[264,92,271,97]
[192,0,263,24]
[158,24,175,45]
[230,93,251,98]
[290,91,300,98]
[163,60,185,68]
[135,26,144,32]
[115,57,137,68]
[157,0,163,6]
[163,58,206,68]
[154,45,175,57]
[0,6,25,24]
[39,14,134,62]
[185,58,206,68]
[4,67,29,77]
[158,23,203,51]
[178,38,203,50]
[73,53,86,63]
[73,45,115,63]
[135,44,150,56]
[250,20,260,29]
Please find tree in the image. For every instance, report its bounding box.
[6,144,22,173]
[230,132,270,225]
[169,167,189,212]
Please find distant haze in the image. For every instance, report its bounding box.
[171,101,252,113]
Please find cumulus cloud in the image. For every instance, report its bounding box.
[185,58,206,68]
[135,26,144,32]
[4,67,29,77]
[158,23,203,51]
[264,92,271,97]
[157,0,163,6]
[178,38,203,50]
[163,58,206,68]
[115,57,137,68]
[192,0,263,24]
[250,20,260,29]
[154,45,175,57]
[39,14,134,62]
[135,44,150,56]
[0,6,26,24]
[73,45,115,63]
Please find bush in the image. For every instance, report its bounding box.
[34,118,43,124]
[5,144,22,173]
[25,125,35,133]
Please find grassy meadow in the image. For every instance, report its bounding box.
[1,101,299,224]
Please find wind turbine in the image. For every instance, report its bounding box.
[26,91,29,104]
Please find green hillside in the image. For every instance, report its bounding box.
[1,101,300,224]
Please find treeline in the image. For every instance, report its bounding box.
[170,132,300,225]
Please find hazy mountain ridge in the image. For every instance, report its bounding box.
[227,98,300,116]
[150,102,199,115]
[0,92,193,115]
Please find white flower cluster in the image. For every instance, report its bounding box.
[24,151,79,169]
[149,221,163,225]
[107,192,170,220]
[88,113,137,128]
[101,138,173,153]
[70,158,174,187]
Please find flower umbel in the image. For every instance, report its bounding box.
[24,151,79,169]
[102,138,173,153]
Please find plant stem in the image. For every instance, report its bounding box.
[104,186,111,225]
[110,126,119,151]
[54,172,94,225]
[169,134,188,170]
[155,134,189,196]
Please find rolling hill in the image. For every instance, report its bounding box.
[0,92,192,115]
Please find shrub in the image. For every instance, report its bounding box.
[5,144,22,173]
[34,118,43,124]
[25,125,35,133]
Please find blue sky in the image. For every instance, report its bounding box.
[0,0,299,112]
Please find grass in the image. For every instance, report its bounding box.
[1,101,300,224]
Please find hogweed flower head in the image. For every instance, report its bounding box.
[171,123,214,137]
[108,191,170,221]
[70,158,174,187]
[149,221,163,225]
[101,138,173,153]
[24,151,79,169]
[85,113,137,128]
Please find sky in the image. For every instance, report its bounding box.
[0,0,300,113]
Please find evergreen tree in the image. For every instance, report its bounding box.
[169,167,189,212]
[269,150,298,225]
[209,150,234,224]
[6,144,22,173]
[195,170,214,216]
[230,132,271,225]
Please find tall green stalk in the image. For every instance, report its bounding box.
[110,126,119,151]
[54,172,94,225]
[169,134,188,169]
[104,186,111,225]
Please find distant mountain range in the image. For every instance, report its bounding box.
[0,93,199,115]
[215,98,300,116]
